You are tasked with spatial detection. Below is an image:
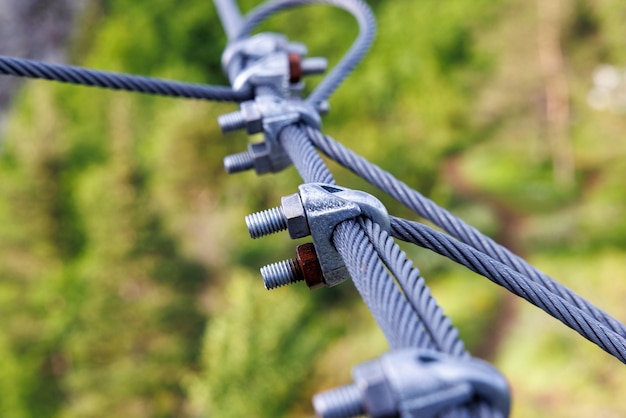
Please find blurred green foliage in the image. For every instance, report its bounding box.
[0,0,625,417]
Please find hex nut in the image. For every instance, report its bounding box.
[248,142,272,174]
[353,361,396,418]
[240,101,263,134]
[281,193,310,239]
[296,243,325,290]
[288,53,302,83]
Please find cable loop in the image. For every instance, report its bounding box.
[236,0,376,105]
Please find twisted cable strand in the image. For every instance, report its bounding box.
[236,0,376,105]
[0,55,251,102]
[3,5,508,413]
[391,217,626,363]
[281,126,497,415]
[361,218,498,418]
[280,125,335,185]
[280,123,441,349]
[280,125,412,346]
[360,218,467,356]
[333,220,430,349]
[335,220,495,418]
[307,127,626,339]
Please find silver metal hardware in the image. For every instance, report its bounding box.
[232,51,291,95]
[246,183,389,287]
[313,349,511,418]
[261,243,324,290]
[220,96,322,175]
[298,183,389,286]
[218,100,263,134]
[245,206,287,238]
[218,32,328,175]
[221,32,324,95]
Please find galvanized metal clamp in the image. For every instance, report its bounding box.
[221,32,327,95]
[219,95,323,174]
[313,349,511,418]
[218,33,328,175]
[245,183,390,289]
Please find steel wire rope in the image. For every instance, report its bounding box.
[359,217,467,356]
[234,0,376,106]
[360,217,499,418]
[214,0,245,41]
[279,124,336,185]
[0,55,252,102]
[334,219,493,418]
[280,124,441,349]
[1,0,503,414]
[305,126,626,339]
[391,216,626,364]
[279,125,411,346]
[332,219,428,350]
[281,125,498,417]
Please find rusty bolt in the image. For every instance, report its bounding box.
[288,53,302,84]
[288,53,328,84]
[296,242,325,290]
[260,243,325,290]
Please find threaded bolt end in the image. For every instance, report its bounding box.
[224,151,254,174]
[218,111,246,133]
[316,100,330,116]
[301,57,328,76]
[261,259,304,290]
[313,384,363,418]
[245,207,288,239]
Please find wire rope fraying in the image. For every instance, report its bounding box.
[246,183,390,289]
[313,349,511,418]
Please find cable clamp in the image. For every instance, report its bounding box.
[245,183,389,288]
[220,96,324,175]
[218,33,327,175]
[296,183,389,286]
[222,33,327,95]
[313,349,511,418]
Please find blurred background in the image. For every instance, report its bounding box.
[0,0,625,416]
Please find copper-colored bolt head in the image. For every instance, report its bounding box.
[296,243,325,290]
[288,53,302,84]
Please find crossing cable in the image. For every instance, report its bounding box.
[357,217,501,418]
[305,127,626,340]
[0,55,252,102]
[390,216,626,364]
[229,0,503,412]
[231,0,497,373]
[280,124,456,349]
[360,212,498,418]
[334,220,493,418]
[279,124,336,185]
[281,124,498,418]
[0,0,467,373]
[234,0,376,107]
[359,217,467,356]
[334,218,434,350]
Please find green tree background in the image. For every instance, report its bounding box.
[1,0,625,417]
